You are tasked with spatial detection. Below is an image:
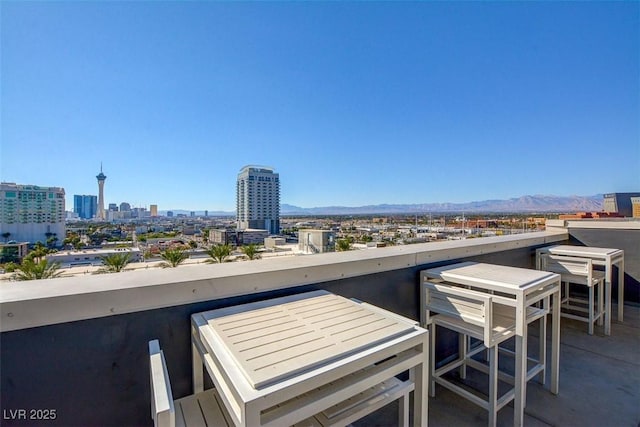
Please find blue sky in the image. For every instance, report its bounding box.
[2,1,638,212]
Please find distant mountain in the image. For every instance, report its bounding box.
[159,210,234,216]
[281,194,603,215]
[158,195,603,217]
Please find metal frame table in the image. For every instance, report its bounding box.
[536,245,624,335]
[191,290,428,427]
[422,262,561,427]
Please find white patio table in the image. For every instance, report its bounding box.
[191,290,428,427]
[536,245,625,335]
[422,262,561,427]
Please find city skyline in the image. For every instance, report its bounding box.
[2,2,638,211]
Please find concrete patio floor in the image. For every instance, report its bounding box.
[355,302,640,427]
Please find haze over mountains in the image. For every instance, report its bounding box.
[163,194,603,216]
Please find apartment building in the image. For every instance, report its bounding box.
[0,182,65,245]
[236,165,280,235]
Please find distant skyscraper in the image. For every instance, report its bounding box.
[0,182,65,245]
[236,165,280,234]
[119,202,131,212]
[74,195,98,219]
[108,203,118,212]
[96,164,107,221]
[150,204,158,217]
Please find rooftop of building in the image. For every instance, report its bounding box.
[238,164,276,174]
[1,219,639,426]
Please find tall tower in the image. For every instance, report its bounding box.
[236,165,280,234]
[96,164,107,221]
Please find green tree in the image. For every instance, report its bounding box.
[46,235,59,249]
[25,242,51,262]
[96,252,133,273]
[189,240,198,249]
[1,232,10,242]
[2,262,18,272]
[336,238,352,252]
[14,259,62,281]
[360,234,373,243]
[205,244,232,264]
[241,243,261,260]
[0,245,20,264]
[159,247,188,268]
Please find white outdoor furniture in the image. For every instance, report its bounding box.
[539,254,605,335]
[423,282,526,427]
[421,262,561,427]
[536,245,625,335]
[151,337,413,427]
[149,339,234,427]
[191,290,428,427]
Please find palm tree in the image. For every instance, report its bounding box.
[159,247,188,268]
[96,252,132,273]
[241,243,261,260]
[14,259,62,281]
[205,244,232,264]
[26,242,51,262]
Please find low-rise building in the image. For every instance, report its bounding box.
[0,242,29,263]
[298,229,336,254]
[264,237,286,248]
[603,192,640,217]
[210,228,269,246]
[46,247,143,267]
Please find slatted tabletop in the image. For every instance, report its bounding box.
[423,261,559,294]
[200,291,415,389]
[539,245,623,258]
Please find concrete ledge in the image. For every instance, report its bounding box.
[0,230,567,332]
[547,219,640,230]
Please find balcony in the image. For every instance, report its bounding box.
[1,220,639,426]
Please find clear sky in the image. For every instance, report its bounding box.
[2,1,638,212]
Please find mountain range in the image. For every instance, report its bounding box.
[161,194,603,216]
[280,194,603,215]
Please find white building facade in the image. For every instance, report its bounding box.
[236,165,280,235]
[0,182,66,245]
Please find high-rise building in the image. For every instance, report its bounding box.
[150,205,158,217]
[236,165,280,235]
[96,165,107,221]
[74,195,98,219]
[108,203,118,212]
[0,182,66,245]
[120,202,131,212]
